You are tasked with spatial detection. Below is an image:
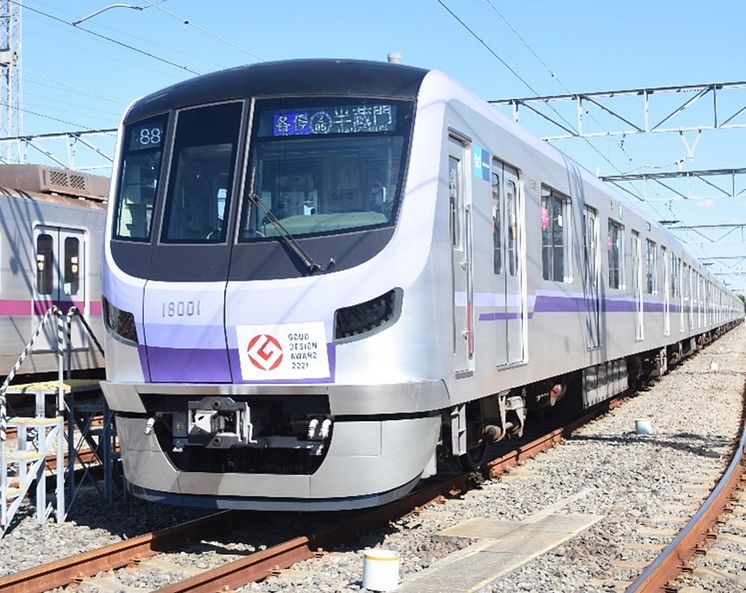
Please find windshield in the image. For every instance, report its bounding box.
[239,99,413,241]
[113,116,167,241]
[161,102,243,244]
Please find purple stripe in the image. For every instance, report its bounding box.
[0,299,31,315]
[144,346,232,383]
[33,299,102,316]
[478,312,529,321]
[0,299,103,316]
[479,295,689,321]
[141,344,337,384]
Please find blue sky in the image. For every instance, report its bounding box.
[17,0,746,291]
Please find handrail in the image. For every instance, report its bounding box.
[0,306,105,441]
[0,307,59,441]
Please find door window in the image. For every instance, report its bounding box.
[64,237,80,296]
[36,234,54,296]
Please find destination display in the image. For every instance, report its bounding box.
[262,104,398,137]
[128,120,165,151]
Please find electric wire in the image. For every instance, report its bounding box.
[142,0,265,62]
[24,70,124,105]
[478,0,680,209]
[435,0,634,189]
[12,0,200,75]
[27,0,224,71]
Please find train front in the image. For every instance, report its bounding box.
[100,61,449,509]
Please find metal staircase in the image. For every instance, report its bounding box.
[0,306,107,536]
[0,391,65,529]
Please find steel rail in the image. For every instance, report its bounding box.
[625,381,746,593]
[153,407,609,593]
[0,394,626,593]
[0,511,237,593]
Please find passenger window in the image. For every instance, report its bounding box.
[64,237,80,296]
[608,219,624,289]
[540,186,570,282]
[491,171,501,274]
[645,239,658,294]
[161,102,243,244]
[36,234,54,296]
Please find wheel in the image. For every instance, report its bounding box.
[457,438,488,471]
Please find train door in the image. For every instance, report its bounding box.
[33,225,87,350]
[631,231,644,340]
[583,206,601,349]
[449,137,474,376]
[491,160,524,366]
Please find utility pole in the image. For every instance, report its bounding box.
[0,1,21,163]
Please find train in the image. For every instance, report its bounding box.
[99,59,744,510]
[0,164,106,378]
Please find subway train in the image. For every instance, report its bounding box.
[0,164,106,378]
[100,59,744,510]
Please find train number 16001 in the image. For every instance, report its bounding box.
[162,300,201,318]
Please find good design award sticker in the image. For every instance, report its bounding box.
[236,322,330,381]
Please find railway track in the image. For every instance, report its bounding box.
[0,405,602,593]
[1,342,743,593]
[626,394,746,593]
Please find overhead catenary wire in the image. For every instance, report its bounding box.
[12,0,200,76]
[479,0,684,206]
[434,0,635,189]
[142,0,265,62]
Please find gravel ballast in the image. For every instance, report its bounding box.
[0,325,743,593]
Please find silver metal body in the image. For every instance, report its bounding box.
[0,180,105,376]
[101,64,744,510]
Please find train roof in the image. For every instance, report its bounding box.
[126,59,430,122]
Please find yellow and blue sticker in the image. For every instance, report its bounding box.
[473,146,490,181]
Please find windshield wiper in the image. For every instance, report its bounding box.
[246,192,324,274]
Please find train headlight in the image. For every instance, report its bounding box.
[103,297,139,344]
[334,288,401,341]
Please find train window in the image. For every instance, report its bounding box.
[64,237,80,295]
[670,255,678,299]
[506,180,518,276]
[448,156,462,249]
[113,115,167,241]
[540,186,570,282]
[645,239,658,294]
[239,99,414,241]
[608,219,624,289]
[36,234,54,296]
[161,102,243,244]
[491,171,501,274]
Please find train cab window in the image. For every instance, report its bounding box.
[64,237,80,295]
[491,171,502,273]
[540,186,570,282]
[239,99,414,241]
[608,219,624,289]
[114,116,167,241]
[645,239,658,294]
[161,102,243,243]
[36,234,54,296]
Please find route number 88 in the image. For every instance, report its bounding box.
[139,127,162,147]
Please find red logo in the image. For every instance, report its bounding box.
[247,334,283,371]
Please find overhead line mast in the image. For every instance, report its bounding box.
[0,0,20,163]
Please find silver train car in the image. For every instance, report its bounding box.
[0,164,106,376]
[100,60,744,510]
